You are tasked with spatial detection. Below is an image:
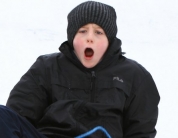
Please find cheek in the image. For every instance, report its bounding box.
[73,37,84,54]
[73,37,80,47]
[97,42,108,54]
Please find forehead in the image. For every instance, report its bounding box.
[81,23,103,29]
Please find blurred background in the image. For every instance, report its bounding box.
[0,0,178,137]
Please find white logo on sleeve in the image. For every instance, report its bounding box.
[113,76,123,83]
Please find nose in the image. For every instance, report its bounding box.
[86,31,94,43]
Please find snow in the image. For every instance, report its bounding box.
[0,0,178,137]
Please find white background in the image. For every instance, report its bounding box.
[0,0,178,137]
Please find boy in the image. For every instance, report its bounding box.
[0,1,160,138]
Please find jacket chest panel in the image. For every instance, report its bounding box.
[50,72,130,110]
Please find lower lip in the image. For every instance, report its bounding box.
[84,55,93,60]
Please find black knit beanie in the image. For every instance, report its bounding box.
[67,1,117,47]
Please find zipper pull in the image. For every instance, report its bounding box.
[91,71,96,90]
[90,71,96,102]
[91,71,96,78]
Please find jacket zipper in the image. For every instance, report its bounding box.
[90,71,96,102]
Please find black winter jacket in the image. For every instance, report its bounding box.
[6,38,160,138]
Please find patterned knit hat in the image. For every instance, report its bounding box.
[67,1,117,47]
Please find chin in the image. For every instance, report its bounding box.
[83,63,96,68]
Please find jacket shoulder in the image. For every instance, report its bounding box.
[36,52,62,66]
[38,52,61,60]
[124,57,150,76]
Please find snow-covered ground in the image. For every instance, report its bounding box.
[0,0,178,137]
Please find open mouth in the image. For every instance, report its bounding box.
[85,48,94,57]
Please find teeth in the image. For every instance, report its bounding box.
[85,48,94,57]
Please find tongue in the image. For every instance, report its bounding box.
[85,48,94,57]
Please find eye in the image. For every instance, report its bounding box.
[78,29,87,33]
[95,30,103,35]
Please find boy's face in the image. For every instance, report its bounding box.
[73,23,109,68]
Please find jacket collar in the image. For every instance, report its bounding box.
[59,38,122,71]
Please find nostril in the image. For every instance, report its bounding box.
[87,40,93,43]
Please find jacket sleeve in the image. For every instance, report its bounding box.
[123,73,160,138]
[6,56,50,127]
